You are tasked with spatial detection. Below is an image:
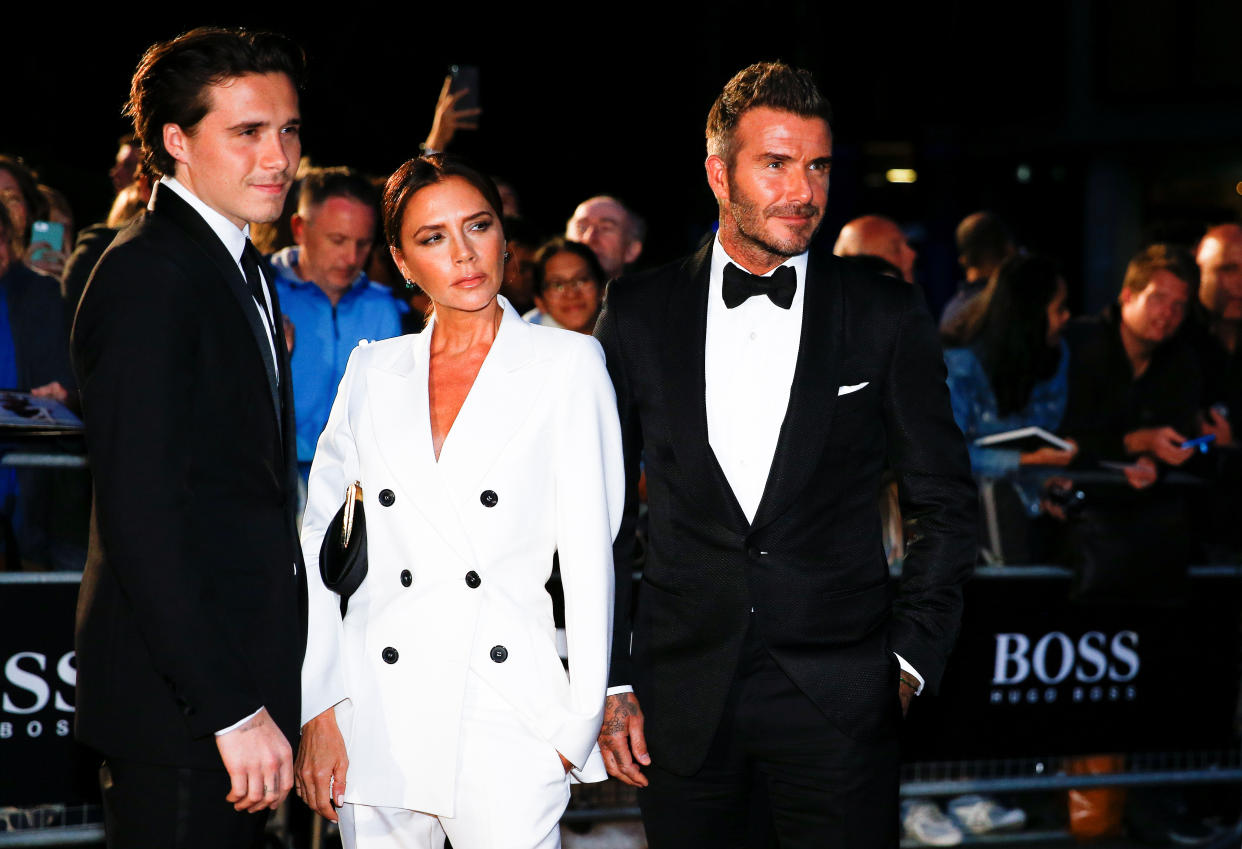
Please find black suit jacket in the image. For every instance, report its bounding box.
[71,183,306,769]
[595,240,976,774]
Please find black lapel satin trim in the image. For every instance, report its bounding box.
[750,250,842,533]
[267,276,296,457]
[661,239,749,533]
[150,184,282,429]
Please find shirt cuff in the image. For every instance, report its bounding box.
[894,654,924,695]
[606,685,634,696]
[215,706,264,737]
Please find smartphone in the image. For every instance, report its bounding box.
[29,220,65,263]
[449,64,480,118]
[1179,433,1216,453]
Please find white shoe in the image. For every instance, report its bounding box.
[901,799,964,846]
[947,794,1027,834]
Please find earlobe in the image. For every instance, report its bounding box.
[705,155,729,204]
[624,240,643,264]
[163,124,188,165]
[290,214,306,243]
[390,245,410,281]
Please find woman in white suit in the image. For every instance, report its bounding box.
[294,155,624,849]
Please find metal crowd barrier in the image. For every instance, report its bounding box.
[6,559,1242,847]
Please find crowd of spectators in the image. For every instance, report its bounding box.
[2,69,1240,583]
[2,64,1241,849]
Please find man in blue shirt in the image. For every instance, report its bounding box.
[271,167,402,483]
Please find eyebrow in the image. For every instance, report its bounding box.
[411,209,493,238]
[758,152,834,166]
[226,117,301,132]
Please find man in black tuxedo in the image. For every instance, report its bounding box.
[71,28,307,849]
[595,62,976,848]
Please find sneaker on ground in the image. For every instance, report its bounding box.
[947,794,1027,834]
[901,799,964,847]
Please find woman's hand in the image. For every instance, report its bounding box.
[1019,438,1077,467]
[295,707,349,822]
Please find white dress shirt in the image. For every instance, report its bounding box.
[157,176,277,734]
[705,235,808,523]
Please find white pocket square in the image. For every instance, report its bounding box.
[837,382,869,396]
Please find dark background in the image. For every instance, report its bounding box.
[4,0,1242,315]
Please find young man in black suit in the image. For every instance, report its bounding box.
[71,28,307,849]
[595,62,977,848]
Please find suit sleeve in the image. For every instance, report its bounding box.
[883,287,978,695]
[549,337,625,767]
[299,347,364,727]
[594,287,643,689]
[72,249,260,737]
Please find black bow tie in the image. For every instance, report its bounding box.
[722,262,797,310]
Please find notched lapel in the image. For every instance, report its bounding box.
[152,185,282,429]
[366,334,477,569]
[750,252,843,532]
[661,241,748,532]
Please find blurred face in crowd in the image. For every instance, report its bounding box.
[535,249,602,334]
[501,239,537,306]
[707,107,832,273]
[0,169,29,245]
[1120,270,1189,345]
[868,220,916,283]
[1197,227,1242,322]
[0,224,11,277]
[111,142,141,194]
[1046,277,1071,346]
[163,72,301,230]
[292,196,376,302]
[566,197,640,279]
[391,176,504,319]
[834,215,917,283]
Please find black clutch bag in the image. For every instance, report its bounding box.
[319,481,368,616]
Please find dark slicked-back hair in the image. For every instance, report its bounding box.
[383,155,505,252]
[706,61,832,165]
[1121,243,1197,297]
[298,166,379,216]
[126,27,306,178]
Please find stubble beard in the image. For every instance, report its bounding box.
[723,180,821,265]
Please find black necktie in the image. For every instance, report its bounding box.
[722,262,797,309]
[240,239,276,338]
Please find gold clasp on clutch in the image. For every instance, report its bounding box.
[341,481,363,549]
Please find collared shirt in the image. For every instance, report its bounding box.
[158,177,279,378]
[704,234,808,523]
[521,306,564,329]
[270,247,403,468]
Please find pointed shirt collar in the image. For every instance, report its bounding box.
[158,176,250,262]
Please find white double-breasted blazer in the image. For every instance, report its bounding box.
[300,298,624,816]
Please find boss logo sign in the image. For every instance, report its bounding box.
[989,631,1139,706]
[0,651,76,740]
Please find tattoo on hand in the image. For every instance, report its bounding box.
[602,695,635,736]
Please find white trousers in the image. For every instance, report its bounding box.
[339,669,570,849]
